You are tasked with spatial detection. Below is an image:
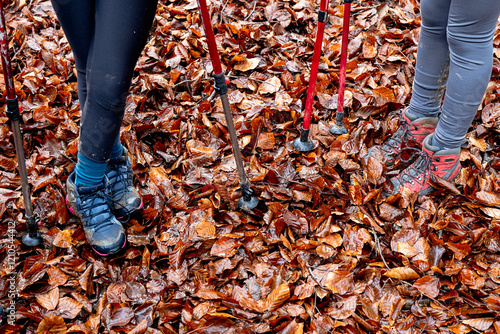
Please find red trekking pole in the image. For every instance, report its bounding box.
[293,0,331,152]
[0,1,42,246]
[329,0,352,135]
[197,0,258,210]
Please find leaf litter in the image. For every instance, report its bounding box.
[0,0,500,333]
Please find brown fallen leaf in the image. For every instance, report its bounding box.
[265,282,290,311]
[462,318,494,331]
[384,267,420,280]
[37,316,67,334]
[413,276,440,299]
[36,287,59,311]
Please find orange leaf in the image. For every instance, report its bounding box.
[258,76,281,95]
[384,267,420,280]
[265,283,290,311]
[234,57,260,72]
[462,318,494,331]
[476,191,500,207]
[257,132,276,150]
[56,297,83,319]
[210,237,241,257]
[324,270,353,294]
[47,266,68,286]
[316,244,335,259]
[446,241,471,261]
[37,316,67,334]
[52,229,75,248]
[372,86,396,106]
[328,295,357,319]
[413,276,440,298]
[36,287,60,310]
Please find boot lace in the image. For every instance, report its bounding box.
[379,114,418,154]
[107,162,132,201]
[394,149,438,186]
[80,189,116,228]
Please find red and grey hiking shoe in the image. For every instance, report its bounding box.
[105,148,143,221]
[366,108,438,167]
[388,134,461,196]
[67,172,126,256]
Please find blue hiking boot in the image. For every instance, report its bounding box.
[66,172,126,256]
[105,148,143,221]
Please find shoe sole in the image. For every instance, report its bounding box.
[116,198,144,221]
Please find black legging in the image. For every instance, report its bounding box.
[51,0,158,162]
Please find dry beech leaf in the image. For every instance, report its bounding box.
[384,267,420,280]
[413,276,440,298]
[481,207,500,219]
[257,132,276,150]
[37,316,67,334]
[328,295,357,319]
[210,237,241,257]
[234,57,260,72]
[265,283,290,311]
[258,76,281,95]
[52,229,75,248]
[325,270,353,294]
[294,282,315,300]
[36,287,60,310]
[475,191,500,207]
[462,318,494,331]
[47,266,69,286]
[446,241,471,261]
[128,318,149,334]
[56,297,84,319]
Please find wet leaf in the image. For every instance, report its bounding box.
[55,297,83,319]
[413,276,440,298]
[210,237,241,257]
[258,76,281,95]
[384,267,420,280]
[462,318,494,331]
[37,316,67,334]
[265,283,290,311]
[36,287,59,310]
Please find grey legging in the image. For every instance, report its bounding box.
[408,0,500,149]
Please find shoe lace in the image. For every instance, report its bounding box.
[395,149,438,185]
[81,187,131,225]
[107,162,134,220]
[80,190,116,228]
[380,114,418,154]
[107,162,131,201]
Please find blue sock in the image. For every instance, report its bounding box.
[109,135,124,160]
[75,152,107,188]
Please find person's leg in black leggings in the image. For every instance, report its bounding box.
[51,0,158,255]
[51,0,157,185]
[50,0,93,110]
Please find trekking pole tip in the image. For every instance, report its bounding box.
[237,182,259,211]
[292,128,315,152]
[329,123,348,135]
[22,216,43,247]
[22,232,43,247]
[330,111,348,135]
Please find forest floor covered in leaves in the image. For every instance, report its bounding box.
[1,0,500,333]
